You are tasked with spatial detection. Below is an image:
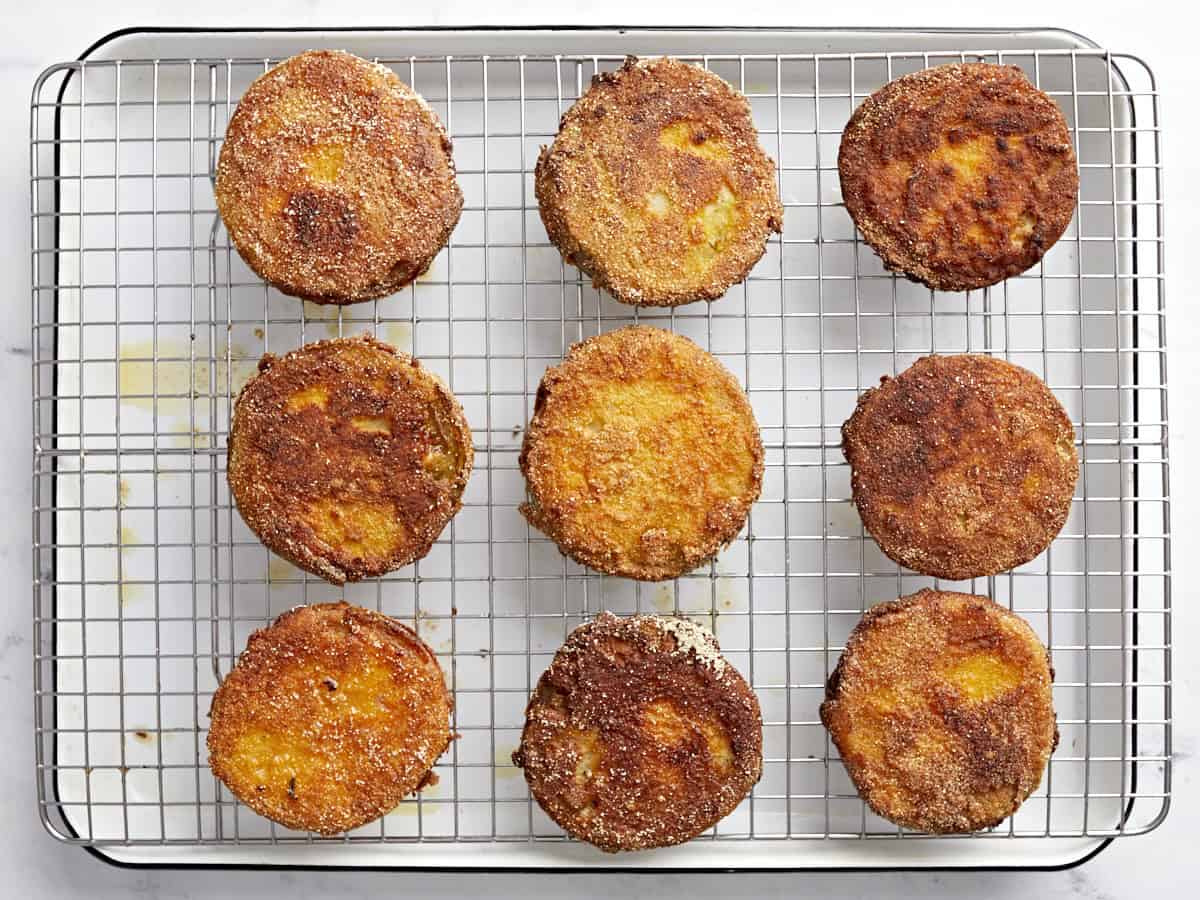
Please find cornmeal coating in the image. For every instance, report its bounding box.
[536,56,783,306]
[216,49,462,303]
[228,335,473,583]
[207,602,452,834]
[821,589,1057,833]
[514,612,762,851]
[842,354,1077,580]
[839,63,1077,292]
[519,326,763,580]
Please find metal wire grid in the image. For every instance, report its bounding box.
[30,45,1169,852]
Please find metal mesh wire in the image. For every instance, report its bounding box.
[30,44,1170,854]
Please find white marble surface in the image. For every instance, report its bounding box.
[1,1,1195,897]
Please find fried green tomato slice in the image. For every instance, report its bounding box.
[536,56,783,306]
[842,354,1077,580]
[519,326,763,580]
[207,601,452,834]
[514,612,762,851]
[839,62,1077,292]
[228,335,473,583]
[821,589,1057,833]
[216,49,462,303]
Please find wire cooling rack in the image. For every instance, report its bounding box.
[29,28,1170,869]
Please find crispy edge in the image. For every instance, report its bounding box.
[215,49,463,304]
[227,334,474,584]
[206,601,453,834]
[819,589,1058,833]
[513,612,763,851]
[518,325,764,580]
[838,62,1078,292]
[841,354,1078,580]
[535,56,784,307]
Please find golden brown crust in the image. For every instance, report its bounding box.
[215,49,463,304]
[820,589,1057,833]
[514,612,762,852]
[207,601,453,834]
[842,354,1078,580]
[536,56,783,307]
[519,326,763,580]
[227,334,473,584]
[839,63,1078,292]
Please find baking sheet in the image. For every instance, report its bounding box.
[30,26,1170,869]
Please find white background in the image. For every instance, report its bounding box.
[1,2,1194,897]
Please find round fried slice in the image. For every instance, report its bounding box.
[514,612,762,852]
[842,354,1077,580]
[227,334,473,584]
[207,601,452,834]
[215,49,463,304]
[536,56,783,306]
[839,63,1078,292]
[519,326,763,580]
[820,589,1057,833]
